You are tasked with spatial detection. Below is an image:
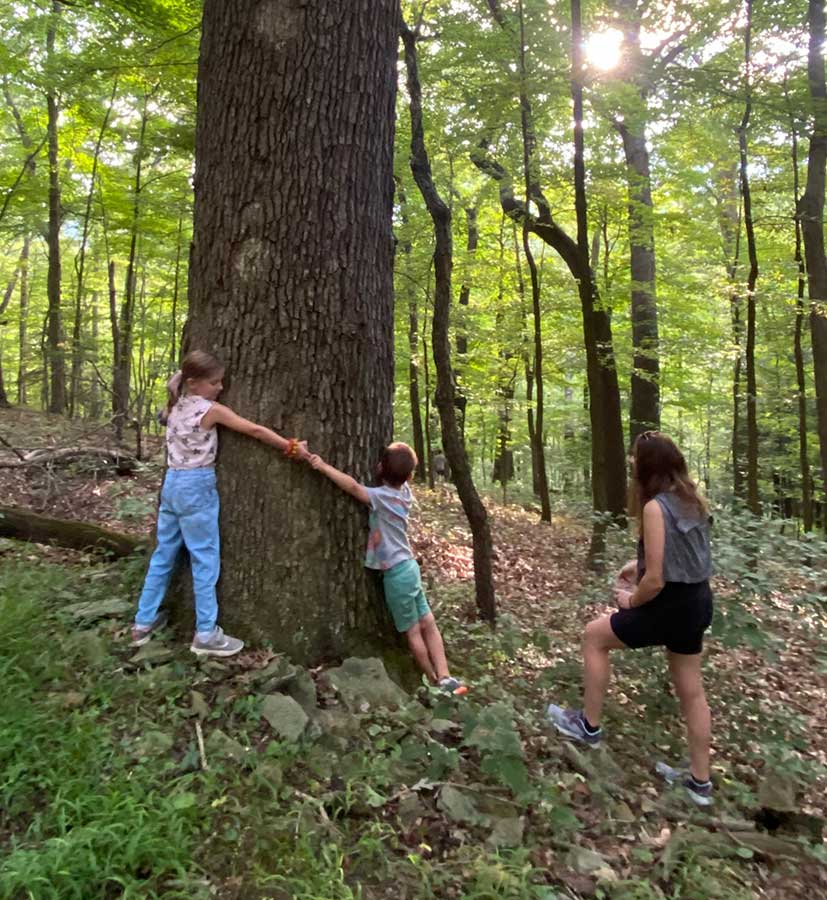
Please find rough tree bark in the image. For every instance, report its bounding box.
[401,18,496,623]
[802,0,827,523]
[183,0,400,661]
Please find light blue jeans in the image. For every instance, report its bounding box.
[135,467,220,635]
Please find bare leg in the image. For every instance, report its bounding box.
[582,615,626,727]
[667,651,711,782]
[406,620,437,682]
[419,612,450,681]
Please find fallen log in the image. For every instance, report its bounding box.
[0,505,148,557]
[0,447,138,474]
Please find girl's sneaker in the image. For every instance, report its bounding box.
[131,611,169,646]
[190,627,244,658]
[546,704,602,747]
[656,761,714,806]
[438,676,468,696]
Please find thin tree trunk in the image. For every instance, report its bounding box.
[397,182,427,481]
[513,223,540,496]
[170,208,184,368]
[17,236,30,405]
[89,291,102,419]
[517,0,551,523]
[613,0,660,441]
[474,0,627,535]
[802,0,827,524]
[787,84,814,531]
[46,1,67,414]
[0,268,17,407]
[114,93,150,440]
[422,288,435,491]
[455,204,478,441]
[571,0,627,562]
[402,19,496,623]
[738,0,761,515]
[70,79,117,418]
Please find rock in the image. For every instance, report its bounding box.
[252,656,298,690]
[260,693,309,742]
[67,629,107,667]
[398,792,430,829]
[190,690,210,720]
[566,846,611,877]
[324,657,408,712]
[486,815,525,848]
[611,800,636,823]
[429,718,460,736]
[205,728,249,762]
[135,730,175,756]
[311,708,362,739]
[757,773,798,812]
[255,758,284,791]
[287,670,318,714]
[129,642,174,665]
[63,597,132,620]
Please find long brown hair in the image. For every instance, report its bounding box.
[165,350,224,418]
[629,431,708,521]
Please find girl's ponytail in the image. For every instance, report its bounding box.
[160,370,183,425]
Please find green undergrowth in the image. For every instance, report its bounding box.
[1,510,826,899]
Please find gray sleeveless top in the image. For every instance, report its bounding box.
[637,491,711,583]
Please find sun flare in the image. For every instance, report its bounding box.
[585,28,624,71]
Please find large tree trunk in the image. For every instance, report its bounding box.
[183,0,400,662]
[803,0,827,522]
[46,1,67,415]
[738,0,761,516]
[402,19,497,624]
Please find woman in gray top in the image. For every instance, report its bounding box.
[547,432,714,806]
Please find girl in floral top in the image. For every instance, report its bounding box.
[132,350,308,657]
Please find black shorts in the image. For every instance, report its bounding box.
[610,580,713,655]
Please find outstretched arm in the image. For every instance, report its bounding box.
[308,454,370,505]
[200,403,309,460]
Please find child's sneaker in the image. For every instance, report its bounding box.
[656,761,714,807]
[438,676,468,696]
[190,627,244,658]
[546,704,602,747]
[131,611,169,646]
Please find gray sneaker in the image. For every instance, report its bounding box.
[131,611,169,646]
[546,704,602,747]
[656,761,714,807]
[190,627,244,658]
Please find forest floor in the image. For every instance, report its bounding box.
[1,407,827,899]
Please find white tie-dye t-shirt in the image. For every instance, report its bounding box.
[166,394,217,469]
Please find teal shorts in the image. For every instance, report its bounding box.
[382,559,431,633]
